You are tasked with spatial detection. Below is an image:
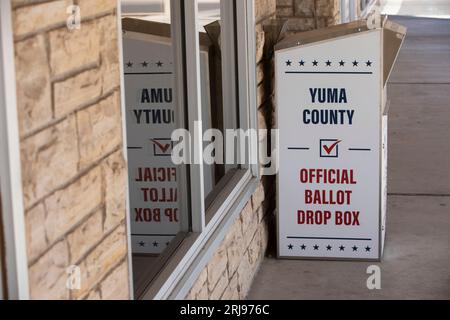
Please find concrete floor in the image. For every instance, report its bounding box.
[381,0,450,19]
[248,12,450,299]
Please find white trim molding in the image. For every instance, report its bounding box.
[0,0,30,300]
[116,0,135,301]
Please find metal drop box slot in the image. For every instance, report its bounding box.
[275,17,406,261]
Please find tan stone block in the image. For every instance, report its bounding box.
[221,272,240,300]
[294,0,315,17]
[257,82,265,108]
[45,167,102,244]
[13,0,72,38]
[256,205,265,224]
[277,0,293,6]
[286,17,316,32]
[67,209,103,264]
[255,0,277,22]
[98,14,121,93]
[225,218,244,276]
[185,290,196,300]
[54,68,102,117]
[77,0,116,18]
[188,268,208,299]
[277,6,294,17]
[77,92,122,168]
[259,220,270,255]
[100,261,130,300]
[29,240,70,300]
[74,224,128,299]
[83,289,101,300]
[196,284,209,300]
[247,226,262,268]
[256,62,264,85]
[15,35,52,136]
[21,116,78,206]
[315,0,338,17]
[207,241,228,292]
[25,203,48,263]
[255,24,265,64]
[209,270,229,300]
[103,150,127,232]
[236,253,253,299]
[252,182,265,210]
[242,213,258,250]
[49,19,100,77]
[240,200,253,234]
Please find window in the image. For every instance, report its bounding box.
[341,0,351,23]
[120,0,258,299]
[0,0,29,300]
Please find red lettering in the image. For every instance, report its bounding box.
[297,210,331,225]
[335,211,360,226]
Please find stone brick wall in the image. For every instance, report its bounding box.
[185,0,278,300]
[277,0,341,32]
[12,0,131,300]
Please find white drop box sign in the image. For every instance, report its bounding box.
[276,20,406,260]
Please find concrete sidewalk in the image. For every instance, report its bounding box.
[247,16,450,300]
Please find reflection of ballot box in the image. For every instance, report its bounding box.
[275,18,406,261]
[122,18,220,254]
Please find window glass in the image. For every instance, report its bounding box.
[120,0,254,299]
[198,0,241,210]
[122,2,190,297]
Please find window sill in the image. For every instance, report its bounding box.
[140,170,258,300]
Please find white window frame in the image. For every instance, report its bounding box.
[0,0,30,300]
[349,0,357,22]
[341,0,351,23]
[120,0,259,299]
[360,0,378,19]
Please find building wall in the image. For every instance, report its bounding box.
[12,0,131,300]
[10,0,343,301]
[276,0,341,32]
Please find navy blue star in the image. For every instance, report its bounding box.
[288,244,294,250]
[325,60,332,67]
[126,61,133,68]
[301,244,307,250]
[141,61,149,67]
[365,246,371,252]
[366,60,372,67]
[352,246,358,252]
[353,60,359,67]
[153,241,159,247]
[138,241,145,247]
[286,60,292,66]
[326,245,332,251]
[312,60,319,66]
[339,245,345,251]
[313,245,319,250]
[299,60,305,66]
[156,61,164,67]
[339,60,345,66]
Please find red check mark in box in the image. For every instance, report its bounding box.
[320,139,342,158]
[151,139,173,157]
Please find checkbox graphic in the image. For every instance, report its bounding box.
[320,139,342,158]
[151,138,174,157]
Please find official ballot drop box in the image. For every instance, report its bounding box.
[276,18,406,261]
